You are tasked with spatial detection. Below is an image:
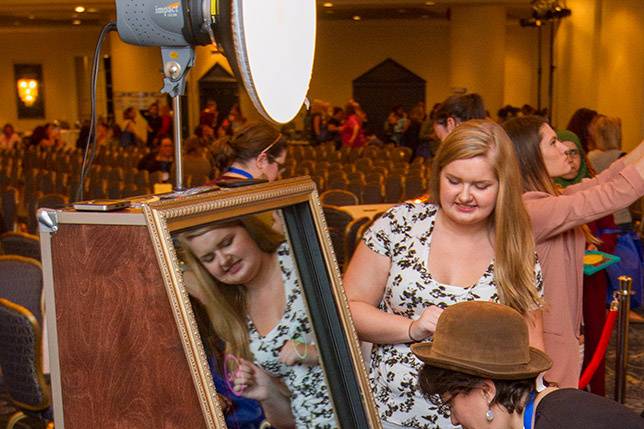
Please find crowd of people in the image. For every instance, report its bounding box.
[2,91,643,428]
[157,93,644,428]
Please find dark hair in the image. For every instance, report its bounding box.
[497,105,520,122]
[194,125,204,138]
[211,121,285,171]
[502,115,555,194]
[184,137,203,155]
[30,125,48,146]
[332,107,343,116]
[345,104,357,116]
[566,108,598,153]
[418,365,534,415]
[157,133,172,143]
[434,93,486,125]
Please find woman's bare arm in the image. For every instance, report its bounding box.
[344,243,440,343]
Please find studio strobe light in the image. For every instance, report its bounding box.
[112,0,316,189]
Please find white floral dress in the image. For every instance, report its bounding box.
[363,203,544,429]
[248,243,337,429]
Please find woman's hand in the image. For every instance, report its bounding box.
[233,360,296,428]
[232,359,274,401]
[409,305,444,341]
[278,340,318,366]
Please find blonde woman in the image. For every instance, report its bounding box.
[587,116,632,227]
[587,116,623,173]
[178,216,335,429]
[344,120,544,429]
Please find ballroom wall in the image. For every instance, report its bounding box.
[0,28,105,132]
[0,2,641,149]
[555,0,644,150]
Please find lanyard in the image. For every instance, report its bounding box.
[523,390,537,429]
[226,167,253,179]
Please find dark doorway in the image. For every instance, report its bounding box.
[353,59,426,139]
[198,63,239,124]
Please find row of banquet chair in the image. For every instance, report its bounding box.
[0,231,53,428]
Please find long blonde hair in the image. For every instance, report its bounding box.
[429,120,542,315]
[177,215,285,359]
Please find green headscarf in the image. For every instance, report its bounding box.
[554,129,589,187]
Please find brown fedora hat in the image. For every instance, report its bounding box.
[411,301,552,380]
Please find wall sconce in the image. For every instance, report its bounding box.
[17,78,39,106]
[14,64,45,119]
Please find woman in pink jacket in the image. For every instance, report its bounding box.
[503,115,644,388]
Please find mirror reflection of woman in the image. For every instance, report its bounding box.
[344,120,544,429]
[178,217,335,429]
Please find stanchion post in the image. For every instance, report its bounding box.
[614,275,632,404]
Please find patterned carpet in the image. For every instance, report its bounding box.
[2,314,643,427]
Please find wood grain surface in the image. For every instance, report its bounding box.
[51,224,207,428]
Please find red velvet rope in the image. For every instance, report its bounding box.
[578,309,618,389]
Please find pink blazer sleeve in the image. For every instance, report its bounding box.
[525,164,644,243]
[564,158,625,194]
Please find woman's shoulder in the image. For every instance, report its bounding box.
[381,202,438,220]
[537,388,644,427]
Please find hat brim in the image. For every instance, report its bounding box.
[411,342,553,380]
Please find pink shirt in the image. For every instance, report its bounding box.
[523,159,644,388]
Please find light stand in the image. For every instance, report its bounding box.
[520,1,571,121]
[113,0,316,192]
[160,46,195,191]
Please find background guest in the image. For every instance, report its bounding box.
[411,301,644,429]
[503,116,644,388]
[432,93,486,141]
[0,123,20,150]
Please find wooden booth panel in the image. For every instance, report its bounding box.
[51,224,206,428]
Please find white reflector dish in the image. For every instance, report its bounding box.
[231,0,316,124]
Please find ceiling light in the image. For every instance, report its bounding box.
[28,14,36,20]
[73,19,82,25]
[352,15,361,21]
[425,1,436,5]
[75,6,86,13]
[323,2,333,7]
[87,7,98,13]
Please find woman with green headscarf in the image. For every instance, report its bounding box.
[554,129,617,395]
[554,129,591,186]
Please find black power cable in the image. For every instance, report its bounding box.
[76,21,117,202]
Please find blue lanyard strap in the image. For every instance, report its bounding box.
[226,167,254,179]
[523,390,537,429]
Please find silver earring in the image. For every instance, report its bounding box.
[485,408,494,422]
